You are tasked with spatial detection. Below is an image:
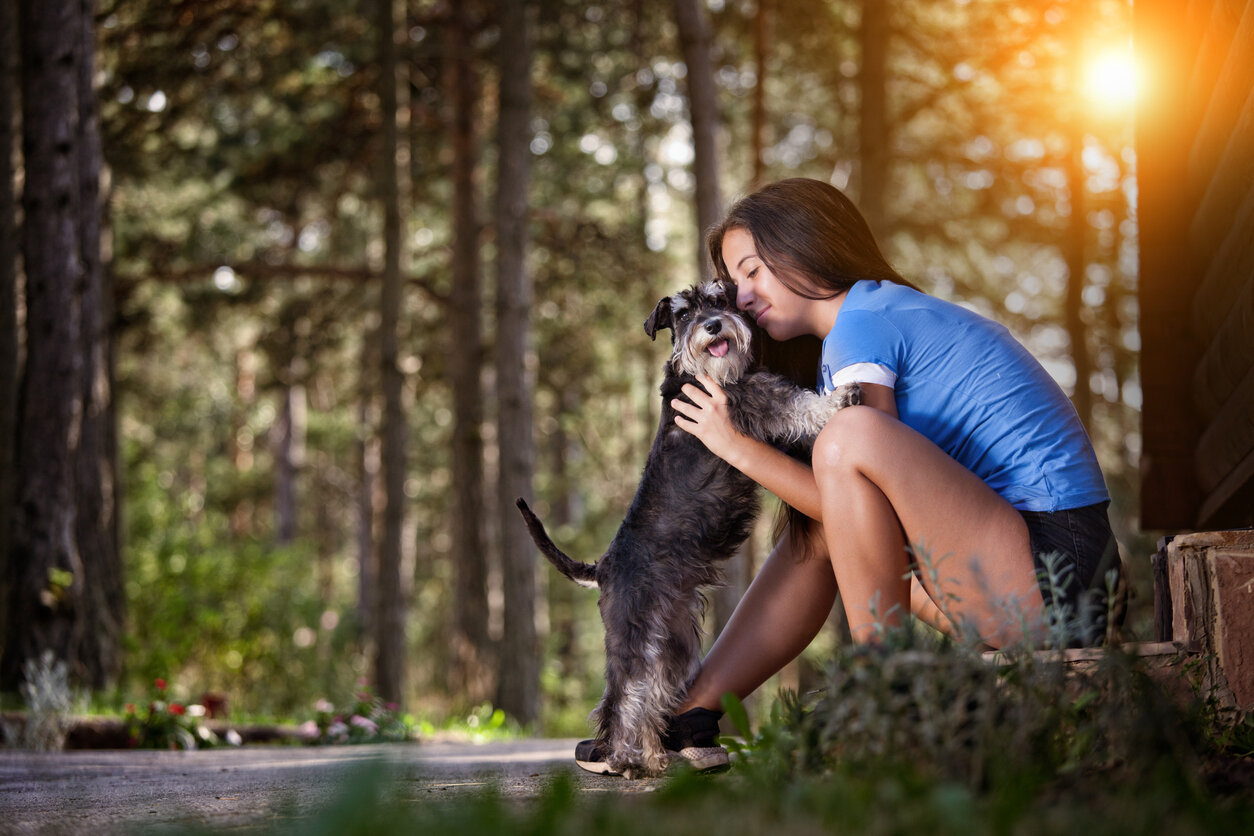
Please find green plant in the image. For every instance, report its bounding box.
[3,651,84,751]
[124,678,218,750]
[722,622,1213,796]
[303,680,414,745]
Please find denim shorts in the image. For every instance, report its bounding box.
[1020,501,1121,645]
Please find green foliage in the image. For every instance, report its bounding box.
[725,627,1217,800]
[410,701,528,745]
[122,427,365,717]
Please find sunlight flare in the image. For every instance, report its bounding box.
[1085,45,1140,111]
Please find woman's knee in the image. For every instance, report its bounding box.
[814,404,885,474]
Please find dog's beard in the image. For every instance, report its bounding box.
[672,313,754,387]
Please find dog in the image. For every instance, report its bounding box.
[515,279,861,777]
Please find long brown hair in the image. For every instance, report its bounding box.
[708,177,917,301]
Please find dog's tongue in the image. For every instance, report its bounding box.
[708,339,729,358]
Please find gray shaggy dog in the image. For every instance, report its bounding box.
[516,279,860,778]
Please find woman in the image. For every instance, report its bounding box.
[625,178,1120,773]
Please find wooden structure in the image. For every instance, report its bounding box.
[1138,0,1254,530]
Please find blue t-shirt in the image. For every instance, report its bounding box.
[818,280,1108,512]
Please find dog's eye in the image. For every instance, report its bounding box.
[675,308,691,321]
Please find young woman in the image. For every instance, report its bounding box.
[664,177,1119,735]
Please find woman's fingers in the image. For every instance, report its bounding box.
[671,397,700,423]
[695,374,726,402]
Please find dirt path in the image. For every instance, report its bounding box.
[0,738,665,833]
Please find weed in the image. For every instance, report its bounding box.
[3,651,84,751]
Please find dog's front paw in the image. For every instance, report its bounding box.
[831,382,863,410]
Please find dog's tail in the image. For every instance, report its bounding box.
[515,498,599,588]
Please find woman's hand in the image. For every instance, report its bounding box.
[671,374,746,463]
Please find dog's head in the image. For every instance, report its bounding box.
[644,280,754,386]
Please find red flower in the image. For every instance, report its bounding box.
[125,703,137,715]
[169,703,186,716]
[154,678,167,691]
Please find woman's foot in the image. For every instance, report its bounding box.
[663,707,730,771]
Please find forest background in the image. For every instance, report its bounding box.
[1,0,1142,734]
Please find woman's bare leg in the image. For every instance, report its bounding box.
[678,529,836,712]
[910,576,957,636]
[813,405,1045,647]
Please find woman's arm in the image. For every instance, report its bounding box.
[857,382,897,417]
[672,376,898,519]
[672,376,897,518]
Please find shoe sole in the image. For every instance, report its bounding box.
[575,757,621,776]
[669,746,730,772]
[575,747,729,777]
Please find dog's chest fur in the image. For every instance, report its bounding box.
[595,371,763,592]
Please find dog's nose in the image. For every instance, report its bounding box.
[704,319,722,336]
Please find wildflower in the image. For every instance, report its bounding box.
[169,703,186,716]
[154,678,167,691]
[125,703,136,715]
[350,715,379,735]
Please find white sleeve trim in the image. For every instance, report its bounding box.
[829,362,897,389]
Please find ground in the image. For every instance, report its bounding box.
[0,737,659,833]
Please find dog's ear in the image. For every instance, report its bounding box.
[643,297,673,341]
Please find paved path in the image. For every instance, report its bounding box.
[0,738,663,833]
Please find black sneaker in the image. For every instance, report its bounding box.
[573,738,619,775]
[662,707,730,772]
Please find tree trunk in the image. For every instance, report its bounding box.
[273,380,304,545]
[3,0,91,690]
[672,0,722,276]
[493,0,539,725]
[374,0,408,706]
[547,389,581,686]
[858,0,889,235]
[447,0,494,705]
[71,0,123,689]
[355,380,378,647]
[751,0,770,187]
[0,0,20,635]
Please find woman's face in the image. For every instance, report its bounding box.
[721,227,816,341]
